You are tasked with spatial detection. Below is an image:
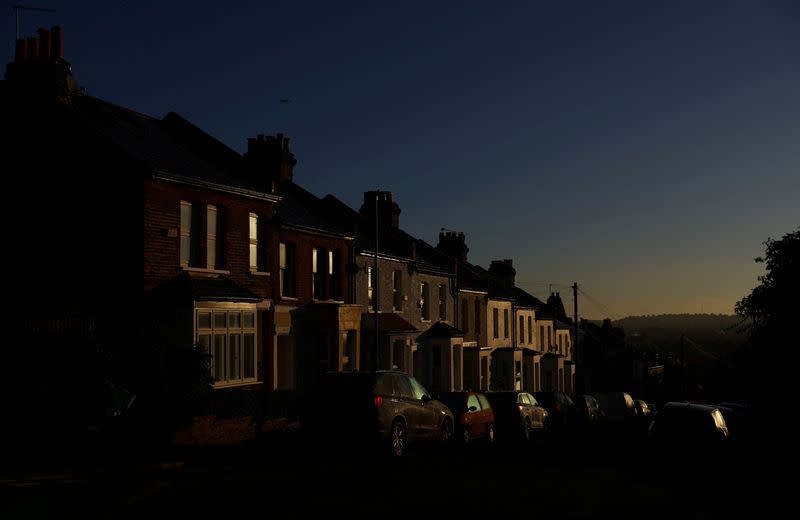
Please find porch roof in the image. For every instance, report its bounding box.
[362,313,419,333]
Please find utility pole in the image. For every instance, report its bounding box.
[572,282,578,356]
[374,192,379,370]
[680,334,686,399]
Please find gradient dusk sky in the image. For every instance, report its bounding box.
[7,1,798,318]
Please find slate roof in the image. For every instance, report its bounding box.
[276,182,354,238]
[69,94,278,200]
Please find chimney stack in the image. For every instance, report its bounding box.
[359,191,401,230]
[488,259,516,292]
[436,231,469,263]
[244,133,297,188]
[5,26,80,103]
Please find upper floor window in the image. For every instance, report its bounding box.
[547,325,552,348]
[329,250,341,300]
[393,269,403,311]
[519,315,525,343]
[180,201,201,267]
[421,282,430,320]
[540,325,545,350]
[503,309,509,339]
[280,242,296,297]
[207,205,226,270]
[475,300,481,335]
[438,284,447,320]
[249,213,266,272]
[367,266,376,309]
[493,308,499,339]
[312,248,323,300]
[528,316,533,344]
[461,298,469,333]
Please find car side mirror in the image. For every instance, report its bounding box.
[421,395,431,403]
[468,406,478,412]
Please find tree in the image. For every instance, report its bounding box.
[735,228,800,401]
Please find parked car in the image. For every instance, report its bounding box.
[533,391,577,430]
[595,392,636,424]
[572,394,602,426]
[438,391,496,444]
[301,370,454,457]
[715,401,754,442]
[485,391,548,441]
[647,402,730,453]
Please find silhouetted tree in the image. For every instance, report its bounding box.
[735,228,800,406]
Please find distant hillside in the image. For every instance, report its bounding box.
[613,314,746,360]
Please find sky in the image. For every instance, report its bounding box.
[6,1,798,319]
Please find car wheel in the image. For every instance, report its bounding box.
[440,419,453,443]
[487,423,495,444]
[390,420,407,457]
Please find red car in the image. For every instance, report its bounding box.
[438,391,496,444]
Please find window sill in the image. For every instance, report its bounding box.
[281,296,299,301]
[250,271,271,277]
[212,379,259,389]
[182,266,230,275]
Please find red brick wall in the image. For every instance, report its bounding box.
[274,228,353,305]
[143,177,276,300]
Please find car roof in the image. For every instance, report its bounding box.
[663,402,723,413]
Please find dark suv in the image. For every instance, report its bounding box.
[648,402,729,458]
[301,371,454,456]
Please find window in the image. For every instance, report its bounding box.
[503,309,509,338]
[461,298,469,333]
[438,284,447,320]
[467,394,480,411]
[329,250,341,300]
[475,300,481,335]
[207,205,226,270]
[519,315,525,343]
[280,242,296,297]
[393,270,403,311]
[477,393,491,411]
[421,282,430,320]
[528,316,533,344]
[547,325,552,348]
[180,201,201,267]
[367,266,375,309]
[493,308,499,339]
[249,213,266,272]
[540,326,545,350]
[312,248,323,300]
[196,308,256,385]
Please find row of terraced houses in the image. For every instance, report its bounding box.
[10,27,578,424]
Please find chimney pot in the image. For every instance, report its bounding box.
[50,25,63,60]
[14,39,27,63]
[26,37,39,61]
[37,28,51,62]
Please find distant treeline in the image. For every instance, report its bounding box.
[612,314,746,360]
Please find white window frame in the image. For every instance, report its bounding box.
[196,303,258,388]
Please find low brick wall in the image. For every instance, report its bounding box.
[174,415,257,446]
